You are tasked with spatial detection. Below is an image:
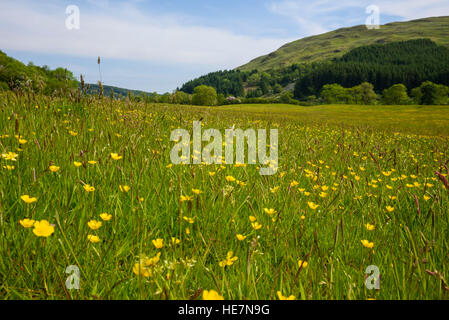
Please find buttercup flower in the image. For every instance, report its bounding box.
[100,213,112,221]
[219,251,238,267]
[110,153,123,160]
[88,220,102,230]
[236,234,247,241]
[361,240,374,249]
[88,235,101,243]
[33,220,55,237]
[203,290,224,300]
[83,184,95,192]
[21,195,37,204]
[152,238,164,249]
[19,218,35,228]
[119,185,130,193]
[49,165,60,172]
[308,202,319,210]
[277,291,295,300]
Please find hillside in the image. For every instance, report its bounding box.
[238,16,449,72]
[0,49,153,98]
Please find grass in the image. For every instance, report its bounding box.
[0,93,448,300]
[238,16,449,71]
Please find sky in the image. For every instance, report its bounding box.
[1,0,449,93]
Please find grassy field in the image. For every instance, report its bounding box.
[1,94,449,300]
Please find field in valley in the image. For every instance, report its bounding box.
[1,93,449,300]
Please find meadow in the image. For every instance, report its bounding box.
[1,92,448,300]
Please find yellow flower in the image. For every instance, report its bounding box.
[110,153,123,160]
[74,161,82,167]
[209,171,216,177]
[69,130,78,136]
[203,290,224,300]
[270,186,279,193]
[152,238,164,249]
[87,235,101,243]
[171,237,181,245]
[88,220,102,230]
[290,180,299,187]
[319,192,327,198]
[308,202,319,210]
[264,208,277,216]
[277,291,295,300]
[365,223,375,231]
[180,195,194,202]
[133,252,161,277]
[361,240,374,249]
[251,222,262,230]
[226,176,236,182]
[219,251,238,267]
[19,218,35,228]
[423,195,431,201]
[298,260,308,269]
[21,195,37,204]
[33,220,55,237]
[119,185,130,193]
[183,216,195,224]
[386,206,395,213]
[166,163,173,169]
[192,188,202,195]
[83,184,95,192]
[49,165,60,172]
[18,138,27,144]
[236,234,247,241]
[100,213,112,221]
[249,216,257,222]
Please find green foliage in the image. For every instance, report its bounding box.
[180,70,245,97]
[412,81,449,105]
[351,82,378,105]
[280,90,293,104]
[0,50,77,94]
[382,84,410,105]
[295,39,449,98]
[171,90,191,105]
[192,85,217,106]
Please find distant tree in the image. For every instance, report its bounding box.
[412,81,449,105]
[172,90,191,104]
[159,93,171,103]
[192,85,217,106]
[382,84,410,105]
[273,84,283,94]
[351,82,378,105]
[217,93,227,105]
[320,84,354,104]
[280,91,293,104]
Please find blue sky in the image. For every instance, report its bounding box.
[1,0,448,93]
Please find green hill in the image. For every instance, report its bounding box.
[238,16,449,72]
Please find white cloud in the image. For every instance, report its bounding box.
[0,1,292,69]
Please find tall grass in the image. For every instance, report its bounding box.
[0,91,448,300]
